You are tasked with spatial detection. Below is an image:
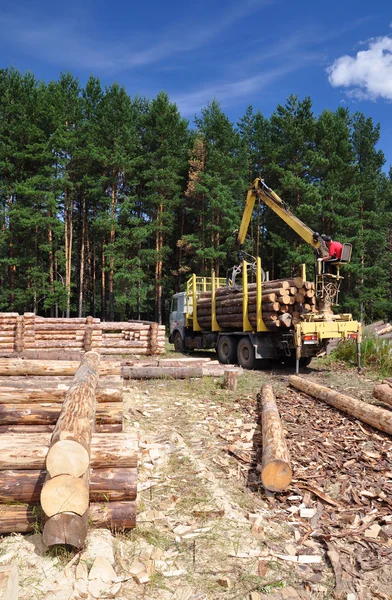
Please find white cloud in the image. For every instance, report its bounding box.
[327,36,392,100]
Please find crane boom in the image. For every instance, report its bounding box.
[237,178,323,251]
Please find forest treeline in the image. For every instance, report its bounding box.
[0,67,391,323]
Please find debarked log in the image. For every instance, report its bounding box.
[259,384,292,492]
[0,358,121,376]
[0,501,136,534]
[289,376,392,435]
[0,402,122,426]
[0,433,138,470]
[0,467,137,503]
[372,384,392,407]
[0,386,122,403]
[0,423,122,434]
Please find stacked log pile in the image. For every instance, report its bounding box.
[0,359,123,434]
[0,354,138,544]
[196,278,316,331]
[99,321,165,355]
[0,313,165,357]
[366,321,392,340]
[0,313,18,354]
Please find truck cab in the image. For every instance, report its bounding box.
[169,292,187,352]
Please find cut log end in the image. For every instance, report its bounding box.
[41,474,89,517]
[261,460,293,492]
[46,440,89,478]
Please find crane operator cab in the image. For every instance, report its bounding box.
[315,237,352,310]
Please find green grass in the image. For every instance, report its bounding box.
[330,333,392,377]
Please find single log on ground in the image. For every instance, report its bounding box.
[259,384,292,492]
[289,376,392,435]
[223,368,238,391]
[373,384,392,407]
[122,366,203,379]
[0,433,138,470]
[0,467,137,503]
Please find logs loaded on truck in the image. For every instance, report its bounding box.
[169,179,362,372]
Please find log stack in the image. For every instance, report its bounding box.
[196,278,316,331]
[0,354,138,544]
[0,359,123,434]
[0,314,166,357]
[0,313,18,354]
[99,321,166,356]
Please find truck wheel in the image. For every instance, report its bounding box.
[217,336,237,364]
[173,331,185,353]
[237,337,256,369]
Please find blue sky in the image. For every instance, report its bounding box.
[1,0,391,169]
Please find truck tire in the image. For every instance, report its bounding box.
[173,331,185,353]
[237,337,256,369]
[217,336,238,364]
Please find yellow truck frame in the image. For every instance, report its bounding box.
[185,258,362,373]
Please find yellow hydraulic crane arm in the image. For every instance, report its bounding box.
[237,178,323,251]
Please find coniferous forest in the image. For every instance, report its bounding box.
[1,67,392,324]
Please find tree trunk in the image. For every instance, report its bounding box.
[109,179,117,321]
[48,211,55,317]
[101,239,106,320]
[78,194,86,318]
[64,189,74,319]
[155,203,163,324]
[259,384,292,492]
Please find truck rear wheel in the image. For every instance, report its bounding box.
[217,336,237,364]
[237,337,256,369]
[173,331,185,353]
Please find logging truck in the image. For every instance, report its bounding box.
[169,179,362,372]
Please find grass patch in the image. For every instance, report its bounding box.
[330,333,392,377]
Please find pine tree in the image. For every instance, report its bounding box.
[139,91,190,323]
[189,100,247,278]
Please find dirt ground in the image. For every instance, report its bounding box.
[1,355,391,600]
